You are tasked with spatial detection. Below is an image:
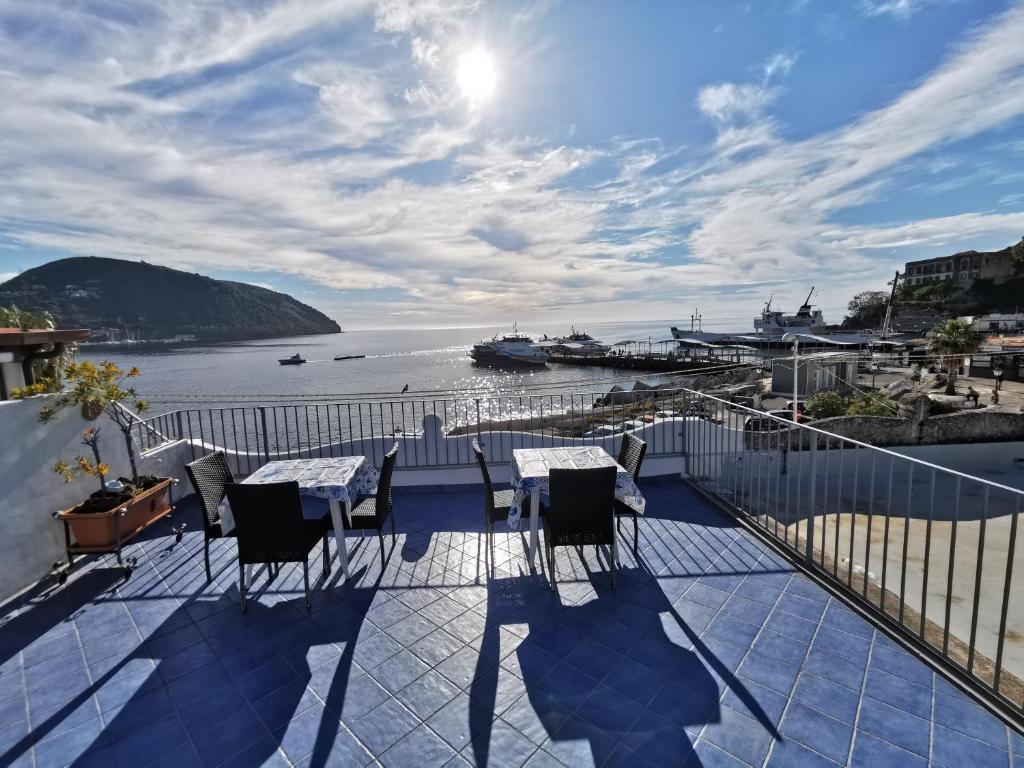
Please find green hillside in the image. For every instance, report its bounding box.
[0,257,341,340]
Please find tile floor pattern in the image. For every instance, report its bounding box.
[0,479,1020,768]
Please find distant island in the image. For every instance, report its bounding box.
[0,257,341,342]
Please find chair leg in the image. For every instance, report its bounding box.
[238,560,247,612]
[547,543,557,592]
[488,521,495,578]
[616,515,622,534]
[632,513,639,555]
[378,530,386,567]
[303,561,311,610]
[203,536,212,582]
[322,533,330,577]
[391,514,396,543]
[610,541,617,590]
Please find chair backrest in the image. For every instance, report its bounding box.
[616,434,648,480]
[547,466,617,546]
[225,481,308,563]
[375,443,399,519]
[185,451,236,531]
[471,440,495,514]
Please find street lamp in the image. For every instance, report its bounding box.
[782,332,800,422]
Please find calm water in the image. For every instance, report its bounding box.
[81,320,682,413]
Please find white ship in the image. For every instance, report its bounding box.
[543,328,611,356]
[753,288,828,336]
[470,324,550,368]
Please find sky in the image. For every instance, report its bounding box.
[1,0,1023,331]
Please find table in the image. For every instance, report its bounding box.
[240,457,379,578]
[510,446,646,567]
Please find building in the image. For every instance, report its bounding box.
[904,247,1016,288]
[771,351,858,396]
[0,327,90,399]
[964,313,1024,333]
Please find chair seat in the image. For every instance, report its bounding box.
[342,495,385,530]
[489,490,545,522]
[493,489,515,510]
[613,499,638,516]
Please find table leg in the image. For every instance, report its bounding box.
[329,500,350,578]
[528,490,540,569]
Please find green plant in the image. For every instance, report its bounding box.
[928,318,983,395]
[53,428,111,494]
[805,391,847,419]
[42,360,149,484]
[846,391,899,417]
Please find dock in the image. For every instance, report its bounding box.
[547,353,748,373]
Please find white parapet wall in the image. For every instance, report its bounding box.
[143,413,691,489]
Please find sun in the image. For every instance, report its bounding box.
[456,48,496,103]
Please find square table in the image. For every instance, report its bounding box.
[240,457,379,578]
[510,446,646,567]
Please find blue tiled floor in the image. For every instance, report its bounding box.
[0,478,1018,767]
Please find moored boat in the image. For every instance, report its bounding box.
[470,324,549,368]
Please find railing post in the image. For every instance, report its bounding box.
[806,432,817,563]
[259,407,271,464]
[175,410,184,442]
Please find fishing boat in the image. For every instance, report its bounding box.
[470,323,550,368]
[278,353,306,365]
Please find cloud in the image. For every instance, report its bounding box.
[860,0,941,18]
[697,51,796,125]
[697,83,776,124]
[0,1,1021,329]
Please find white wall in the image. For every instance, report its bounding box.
[0,397,168,603]
[148,413,691,488]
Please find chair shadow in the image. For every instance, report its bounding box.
[0,522,388,768]
[468,559,781,767]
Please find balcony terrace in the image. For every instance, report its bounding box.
[1,477,1017,768]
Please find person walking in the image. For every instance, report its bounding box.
[994,363,1005,391]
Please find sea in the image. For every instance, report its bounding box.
[79,320,686,415]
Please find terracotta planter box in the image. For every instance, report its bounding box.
[57,478,174,551]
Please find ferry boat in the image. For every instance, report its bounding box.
[544,328,611,356]
[753,288,828,335]
[278,353,306,365]
[470,324,550,368]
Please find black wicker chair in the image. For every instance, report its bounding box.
[472,439,541,573]
[185,451,236,581]
[544,466,617,591]
[614,434,647,553]
[339,443,399,565]
[225,481,330,611]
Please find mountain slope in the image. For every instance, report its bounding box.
[0,257,341,340]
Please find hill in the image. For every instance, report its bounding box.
[0,257,341,341]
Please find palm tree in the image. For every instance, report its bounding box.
[929,318,983,395]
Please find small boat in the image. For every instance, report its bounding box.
[278,353,306,365]
[333,354,366,361]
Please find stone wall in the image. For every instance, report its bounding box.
[806,410,1024,448]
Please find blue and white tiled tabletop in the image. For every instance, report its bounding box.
[508,446,645,529]
[242,457,379,503]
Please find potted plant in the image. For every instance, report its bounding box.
[44,361,175,552]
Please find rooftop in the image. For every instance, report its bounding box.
[1,478,1017,768]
